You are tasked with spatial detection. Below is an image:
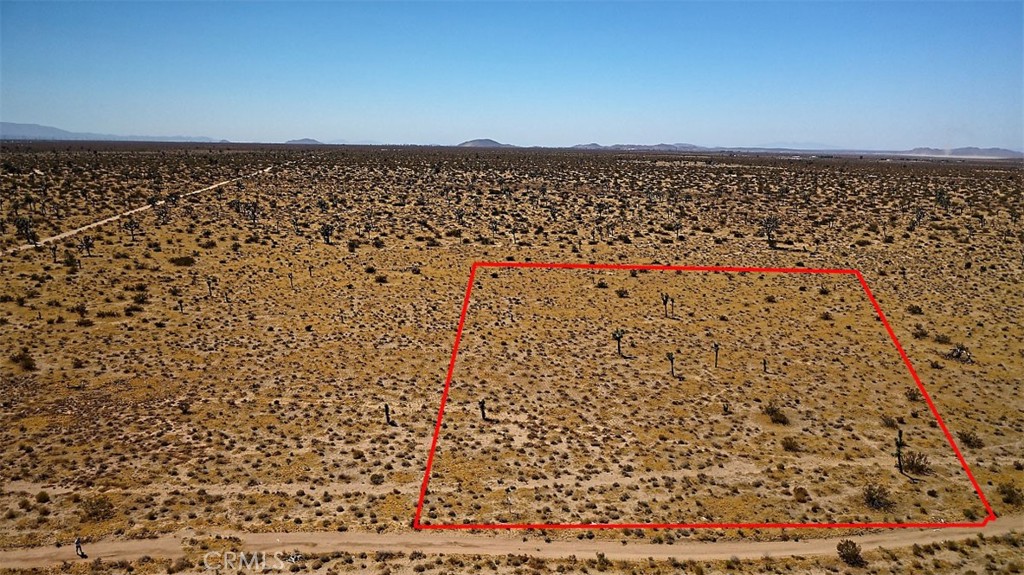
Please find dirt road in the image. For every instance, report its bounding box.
[3,166,274,256]
[1,515,1018,569]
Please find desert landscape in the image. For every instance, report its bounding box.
[0,141,1022,574]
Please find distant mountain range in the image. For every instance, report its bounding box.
[0,122,228,143]
[2,122,1020,158]
[457,138,517,148]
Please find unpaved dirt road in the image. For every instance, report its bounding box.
[1,515,1018,569]
[3,166,274,256]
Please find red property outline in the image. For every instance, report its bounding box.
[414,262,996,530]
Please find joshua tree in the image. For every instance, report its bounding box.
[319,223,334,245]
[478,398,488,422]
[760,215,781,248]
[205,276,217,298]
[667,351,676,377]
[288,272,294,289]
[384,403,396,426]
[660,293,671,318]
[47,244,58,263]
[712,342,721,368]
[14,216,37,245]
[763,358,768,373]
[909,207,926,231]
[612,329,626,357]
[123,217,140,241]
[893,429,906,474]
[153,203,171,225]
[78,235,94,257]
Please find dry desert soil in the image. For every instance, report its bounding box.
[0,142,1021,573]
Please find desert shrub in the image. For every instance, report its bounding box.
[596,280,608,289]
[999,482,1023,506]
[374,274,388,284]
[761,402,789,425]
[615,288,629,298]
[957,430,984,449]
[169,256,195,267]
[79,495,115,522]
[947,343,973,363]
[863,484,894,510]
[765,295,777,303]
[903,452,932,475]
[907,304,924,315]
[167,558,193,574]
[9,348,37,371]
[905,387,923,402]
[370,474,385,485]
[837,539,866,567]
[912,323,929,339]
[934,333,952,345]
[364,265,376,274]
[75,318,94,327]
[793,487,810,503]
[881,415,899,429]
[818,286,830,296]
[372,237,385,248]
[781,437,801,452]
[820,310,833,320]
[35,491,50,504]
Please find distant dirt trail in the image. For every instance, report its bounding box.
[3,166,275,256]
[1,515,1018,569]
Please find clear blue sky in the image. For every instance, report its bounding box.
[1,1,1021,149]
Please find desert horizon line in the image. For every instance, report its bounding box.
[1,121,1021,156]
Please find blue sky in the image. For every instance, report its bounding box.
[1,1,1021,149]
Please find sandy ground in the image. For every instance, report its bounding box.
[0,512,1019,569]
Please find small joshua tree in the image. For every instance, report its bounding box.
[666,352,675,377]
[123,217,140,241]
[759,215,781,248]
[78,235,95,257]
[319,223,334,245]
[660,293,671,318]
[612,329,625,357]
[893,429,906,473]
[478,398,488,422]
[712,342,720,367]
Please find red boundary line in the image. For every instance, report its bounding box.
[413,262,995,530]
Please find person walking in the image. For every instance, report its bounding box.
[74,536,84,558]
